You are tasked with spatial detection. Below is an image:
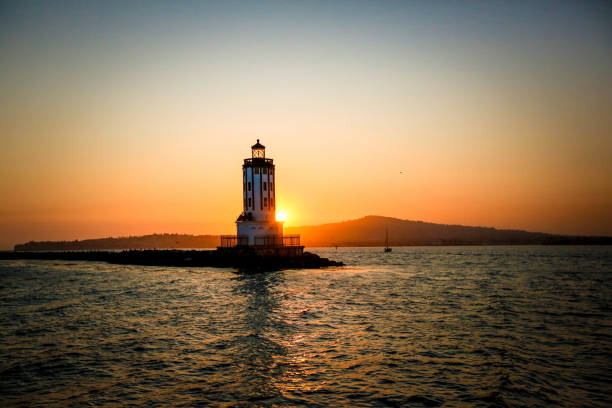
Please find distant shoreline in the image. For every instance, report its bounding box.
[12,214,612,251]
[10,241,612,252]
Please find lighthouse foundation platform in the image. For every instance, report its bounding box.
[216,245,304,258]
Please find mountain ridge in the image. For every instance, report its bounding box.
[14,233,220,251]
[13,216,611,250]
[285,215,610,246]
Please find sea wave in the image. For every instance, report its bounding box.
[1,246,611,407]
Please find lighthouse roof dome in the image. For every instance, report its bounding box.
[251,139,265,149]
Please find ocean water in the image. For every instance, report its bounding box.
[0,246,611,407]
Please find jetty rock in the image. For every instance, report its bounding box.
[0,249,344,271]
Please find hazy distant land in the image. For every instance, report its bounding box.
[285,216,612,246]
[14,234,220,251]
[13,216,610,251]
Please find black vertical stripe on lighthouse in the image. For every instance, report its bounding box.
[269,168,273,209]
[267,168,271,212]
[260,167,263,210]
[251,167,254,212]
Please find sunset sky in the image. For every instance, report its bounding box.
[1,1,611,249]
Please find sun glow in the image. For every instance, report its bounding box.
[276,210,287,222]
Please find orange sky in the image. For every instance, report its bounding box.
[1,2,611,249]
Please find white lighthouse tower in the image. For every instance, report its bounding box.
[234,139,283,246]
[220,140,302,254]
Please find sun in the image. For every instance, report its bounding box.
[276,210,287,222]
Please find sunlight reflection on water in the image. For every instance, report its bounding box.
[1,246,611,407]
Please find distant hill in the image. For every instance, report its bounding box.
[14,234,220,251]
[13,216,611,250]
[285,215,612,246]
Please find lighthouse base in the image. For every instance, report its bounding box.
[236,220,284,246]
[216,245,304,258]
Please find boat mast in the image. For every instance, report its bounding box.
[385,228,389,248]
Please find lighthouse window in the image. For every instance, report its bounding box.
[248,197,252,207]
[264,197,268,207]
[263,168,267,174]
[263,182,267,191]
[248,182,251,191]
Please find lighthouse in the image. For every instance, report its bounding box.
[220,140,301,254]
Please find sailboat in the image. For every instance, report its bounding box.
[384,228,392,253]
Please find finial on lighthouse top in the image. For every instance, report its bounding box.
[251,139,265,158]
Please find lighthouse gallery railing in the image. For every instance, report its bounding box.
[220,235,301,247]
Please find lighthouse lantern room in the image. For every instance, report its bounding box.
[251,139,266,158]
[220,140,301,252]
